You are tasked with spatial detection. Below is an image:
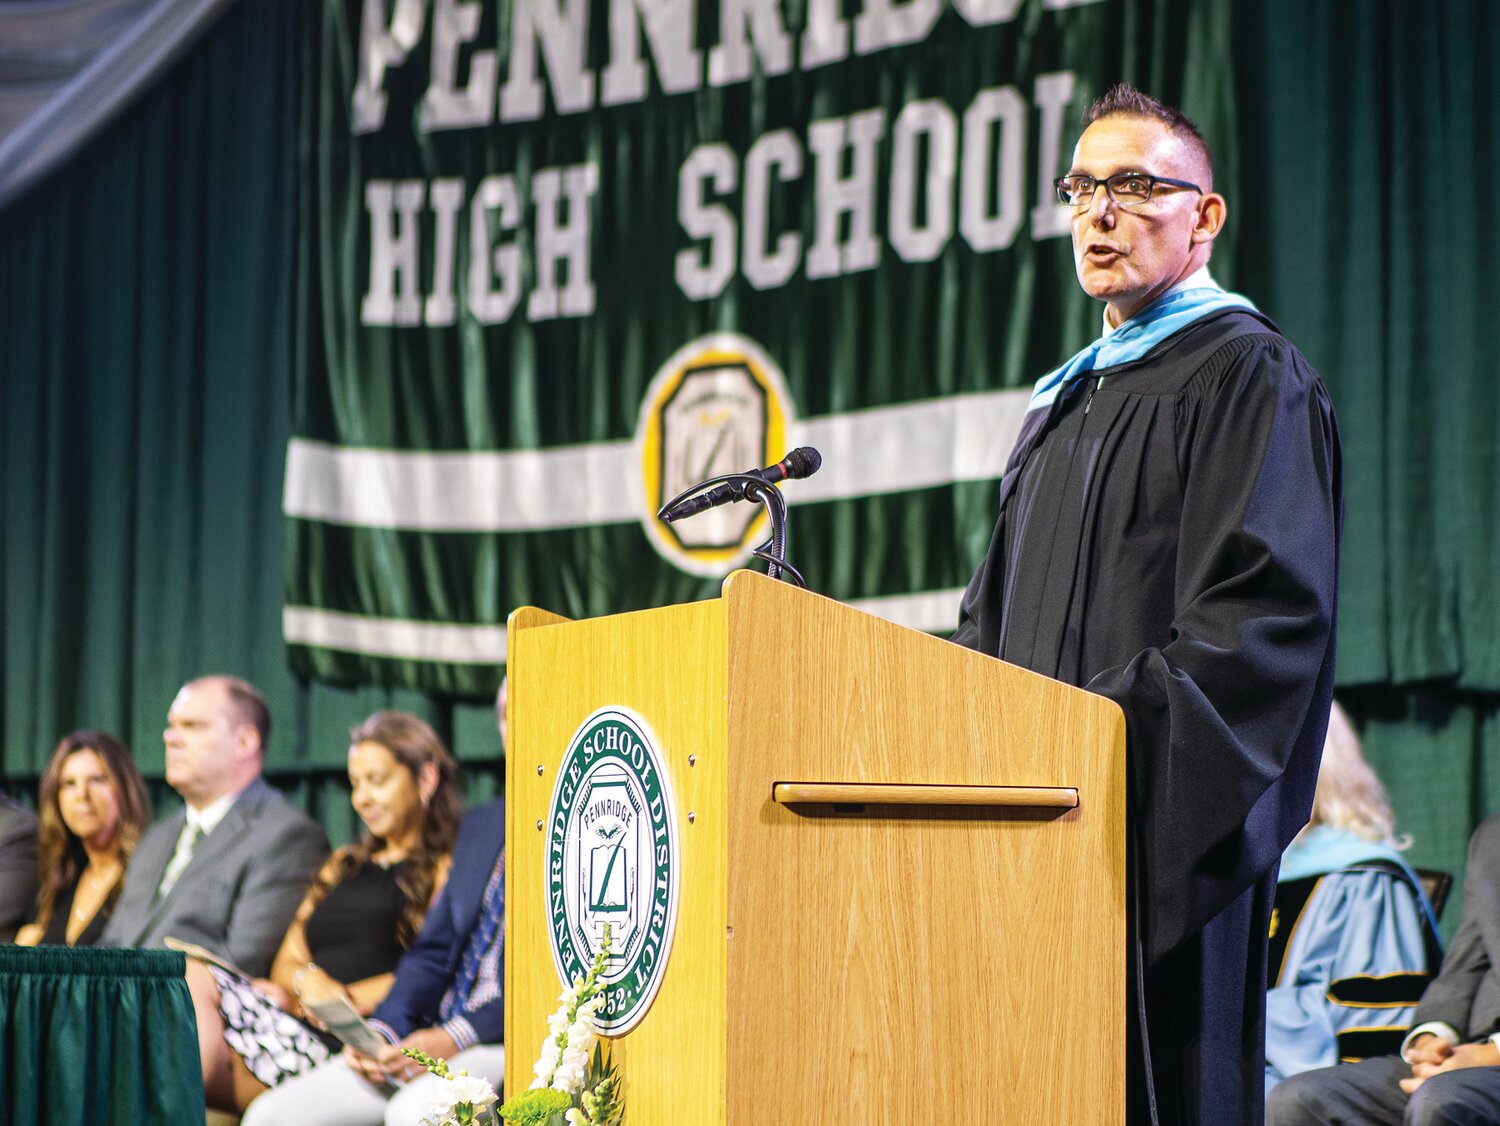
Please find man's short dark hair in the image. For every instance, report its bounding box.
[204,675,271,753]
[1084,83,1214,186]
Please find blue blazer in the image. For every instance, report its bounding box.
[374,798,505,1044]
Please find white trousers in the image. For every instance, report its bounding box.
[239,1044,505,1126]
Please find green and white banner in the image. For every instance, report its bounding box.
[286,0,1222,695]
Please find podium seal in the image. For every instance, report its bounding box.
[545,706,681,1035]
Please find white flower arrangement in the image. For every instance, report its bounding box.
[499,925,623,1126]
[410,928,622,1126]
[531,978,603,1094]
[403,1048,499,1126]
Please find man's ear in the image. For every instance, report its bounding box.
[234,723,261,763]
[1191,192,1227,245]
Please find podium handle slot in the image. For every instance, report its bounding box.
[771,782,1079,808]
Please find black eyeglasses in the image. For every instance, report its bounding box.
[1054,172,1204,209]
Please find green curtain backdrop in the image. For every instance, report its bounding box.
[0,947,203,1123]
[0,0,1495,934]
[1227,0,1500,928]
[0,0,505,834]
[1233,0,1499,692]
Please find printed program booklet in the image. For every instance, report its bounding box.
[163,936,249,979]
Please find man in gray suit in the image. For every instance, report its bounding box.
[0,792,39,941]
[1268,814,1500,1125]
[100,676,326,976]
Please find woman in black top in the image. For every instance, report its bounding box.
[15,731,151,947]
[186,710,462,1115]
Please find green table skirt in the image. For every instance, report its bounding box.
[0,946,204,1124]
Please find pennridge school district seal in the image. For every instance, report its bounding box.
[545,707,680,1035]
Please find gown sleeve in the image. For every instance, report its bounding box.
[1084,334,1343,961]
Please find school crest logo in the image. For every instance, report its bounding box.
[635,332,796,576]
[545,707,680,1035]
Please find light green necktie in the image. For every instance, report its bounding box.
[157,821,204,898]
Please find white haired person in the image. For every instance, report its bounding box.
[1264,701,1442,1093]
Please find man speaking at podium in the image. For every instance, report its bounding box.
[951,86,1341,1126]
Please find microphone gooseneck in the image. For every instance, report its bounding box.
[659,447,822,523]
[655,447,821,587]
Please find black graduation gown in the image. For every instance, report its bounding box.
[953,310,1342,1126]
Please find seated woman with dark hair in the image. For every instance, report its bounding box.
[1264,701,1443,1093]
[185,710,463,1115]
[16,731,152,947]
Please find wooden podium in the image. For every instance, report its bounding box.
[506,570,1126,1124]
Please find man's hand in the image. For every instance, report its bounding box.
[374,1027,461,1083]
[1400,1040,1500,1094]
[1406,1032,1454,1068]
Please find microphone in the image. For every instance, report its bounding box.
[661,447,822,522]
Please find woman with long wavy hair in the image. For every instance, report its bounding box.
[184,710,463,1115]
[16,731,151,946]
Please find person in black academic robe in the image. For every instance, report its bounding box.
[952,87,1341,1126]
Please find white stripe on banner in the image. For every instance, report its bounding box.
[847,586,965,635]
[281,606,509,664]
[283,440,644,533]
[282,390,1031,532]
[282,587,965,663]
[792,391,1029,502]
